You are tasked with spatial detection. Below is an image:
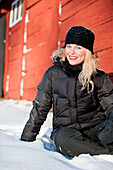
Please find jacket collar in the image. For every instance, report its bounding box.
[54,57,82,76]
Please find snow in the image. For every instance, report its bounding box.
[0,99,113,170]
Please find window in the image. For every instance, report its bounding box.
[9,0,23,28]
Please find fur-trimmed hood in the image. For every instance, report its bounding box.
[51,48,66,63]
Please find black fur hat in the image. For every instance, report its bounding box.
[64,26,95,54]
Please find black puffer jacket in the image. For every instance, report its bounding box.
[21,54,113,142]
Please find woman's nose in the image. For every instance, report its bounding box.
[70,47,75,54]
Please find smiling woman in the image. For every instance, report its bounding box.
[21,26,113,157]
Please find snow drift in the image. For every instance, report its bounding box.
[0,99,113,170]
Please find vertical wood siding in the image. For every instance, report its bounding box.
[21,0,59,100]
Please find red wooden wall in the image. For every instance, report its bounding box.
[2,0,59,100]
[1,0,113,101]
[22,0,59,100]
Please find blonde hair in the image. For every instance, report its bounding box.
[78,49,99,92]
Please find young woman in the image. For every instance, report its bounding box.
[21,26,113,157]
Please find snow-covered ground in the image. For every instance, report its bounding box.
[0,99,113,170]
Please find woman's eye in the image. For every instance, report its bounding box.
[77,46,81,49]
[66,45,71,48]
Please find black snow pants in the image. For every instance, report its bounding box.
[54,124,113,157]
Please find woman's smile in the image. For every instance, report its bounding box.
[69,55,78,60]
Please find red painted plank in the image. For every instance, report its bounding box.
[28,0,57,18]
[23,68,42,89]
[27,1,59,37]
[60,0,113,43]
[9,30,23,47]
[93,21,112,52]
[8,60,21,73]
[23,88,37,101]
[7,89,20,99]
[61,0,97,21]
[98,48,112,73]
[23,47,52,87]
[26,0,41,9]
[9,75,21,90]
[25,46,52,70]
[8,44,22,62]
[61,0,71,6]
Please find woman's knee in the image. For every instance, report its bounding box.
[54,127,70,156]
[54,127,72,147]
[54,126,82,144]
[54,127,84,157]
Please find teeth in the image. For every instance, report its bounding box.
[70,56,77,59]
[70,57,76,58]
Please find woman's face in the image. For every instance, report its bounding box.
[65,44,86,65]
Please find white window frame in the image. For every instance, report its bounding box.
[9,0,23,28]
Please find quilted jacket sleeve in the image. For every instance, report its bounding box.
[93,71,113,117]
[21,68,53,141]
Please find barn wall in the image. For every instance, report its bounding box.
[1,0,113,101]
[3,0,59,100]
